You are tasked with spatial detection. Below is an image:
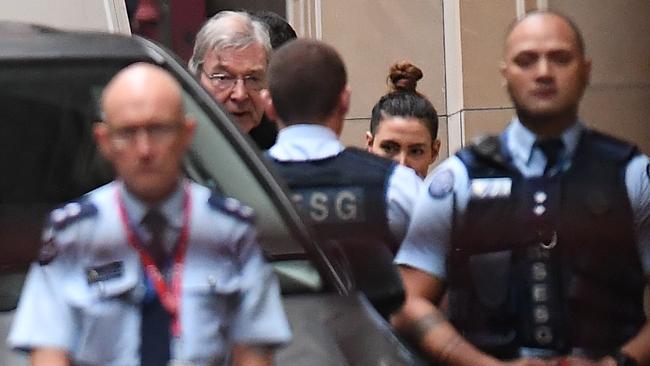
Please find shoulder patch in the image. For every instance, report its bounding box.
[472,135,500,156]
[48,201,98,231]
[208,193,255,222]
[471,134,507,165]
[428,169,454,199]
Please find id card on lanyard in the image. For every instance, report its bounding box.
[115,183,191,341]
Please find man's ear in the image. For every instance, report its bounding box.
[338,86,351,117]
[499,61,508,87]
[365,131,374,151]
[582,57,592,88]
[329,86,351,136]
[180,116,197,148]
[260,89,279,123]
[93,122,113,160]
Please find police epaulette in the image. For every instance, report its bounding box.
[207,193,255,222]
[471,135,503,162]
[48,201,98,230]
[458,134,511,170]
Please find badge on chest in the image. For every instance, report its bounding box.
[86,261,124,284]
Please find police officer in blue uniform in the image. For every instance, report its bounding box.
[8,63,291,366]
[392,11,650,366]
[263,39,422,255]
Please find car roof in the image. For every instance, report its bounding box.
[0,21,152,61]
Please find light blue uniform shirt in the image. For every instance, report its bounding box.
[268,124,423,242]
[8,180,291,365]
[396,119,650,278]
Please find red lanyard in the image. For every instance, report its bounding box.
[115,184,191,337]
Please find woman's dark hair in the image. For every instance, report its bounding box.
[370,61,438,140]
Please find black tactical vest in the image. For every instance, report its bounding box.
[268,148,399,254]
[447,130,645,359]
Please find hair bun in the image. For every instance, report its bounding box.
[388,61,423,93]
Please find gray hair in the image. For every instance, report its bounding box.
[188,11,271,76]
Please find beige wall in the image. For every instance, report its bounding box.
[0,0,130,34]
[319,0,448,165]
[550,0,650,154]
[289,0,650,167]
[447,0,650,154]
[288,0,449,169]
[443,0,516,155]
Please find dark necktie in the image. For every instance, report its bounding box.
[142,209,167,267]
[140,209,171,364]
[536,138,564,175]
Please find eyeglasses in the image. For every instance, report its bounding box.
[109,123,181,148]
[201,69,266,92]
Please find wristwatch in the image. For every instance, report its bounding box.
[609,350,637,366]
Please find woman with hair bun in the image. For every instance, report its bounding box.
[367,61,441,178]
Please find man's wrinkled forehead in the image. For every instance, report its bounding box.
[206,45,268,74]
[206,27,270,67]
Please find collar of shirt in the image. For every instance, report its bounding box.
[506,118,584,175]
[119,179,185,230]
[268,124,345,162]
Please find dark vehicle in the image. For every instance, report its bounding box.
[0,22,425,365]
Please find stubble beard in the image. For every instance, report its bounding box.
[509,88,579,137]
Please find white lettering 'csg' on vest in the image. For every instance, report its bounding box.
[428,169,454,199]
[291,187,365,224]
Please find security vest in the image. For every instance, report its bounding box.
[447,130,645,359]
[268,148,399,254]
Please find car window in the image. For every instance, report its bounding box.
[0,62,120,271]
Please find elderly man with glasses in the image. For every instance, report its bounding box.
[189,11,274,148]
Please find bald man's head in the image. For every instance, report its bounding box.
[500,10,591,134]
[95,63,195,203]
[504,11,585,57]
[102,63,185,123]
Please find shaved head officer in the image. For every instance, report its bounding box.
[393,11,650,366]
[9,63,291,366]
